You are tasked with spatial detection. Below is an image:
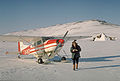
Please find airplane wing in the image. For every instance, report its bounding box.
[65,36,92,41]
[0,35,92,42]
[0,35,43,42]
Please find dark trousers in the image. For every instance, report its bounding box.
[73,57,79,65]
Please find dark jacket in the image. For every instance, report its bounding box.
[70,45,81,59]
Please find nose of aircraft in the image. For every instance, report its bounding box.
[58,39,64,44]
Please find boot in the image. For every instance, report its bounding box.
[73,64,75,70]
[76,64,78,69]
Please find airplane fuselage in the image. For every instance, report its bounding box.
[18,39,64,59]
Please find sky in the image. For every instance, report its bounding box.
[0,0,120,34]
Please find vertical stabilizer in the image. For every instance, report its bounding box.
[18,41,30,55]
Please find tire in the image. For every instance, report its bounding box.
[61,57,66,60]
[18,55,21,59]
[38,58,44,64]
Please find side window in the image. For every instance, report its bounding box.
[34,40,42,46]
[42,37,55,42]
[37,40,42,45]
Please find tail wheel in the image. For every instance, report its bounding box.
[38,58,44,64]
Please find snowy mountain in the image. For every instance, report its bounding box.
[7,20,120,38]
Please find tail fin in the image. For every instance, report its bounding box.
[18,42,30,55]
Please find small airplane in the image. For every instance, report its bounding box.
[0,31,91,64]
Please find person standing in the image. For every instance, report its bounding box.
[70,40,81,70]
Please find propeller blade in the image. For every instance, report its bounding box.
[63,31,69,39]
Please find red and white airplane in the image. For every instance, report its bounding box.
[0,31,91,64]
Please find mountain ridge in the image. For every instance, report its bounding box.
[7,20,120,37]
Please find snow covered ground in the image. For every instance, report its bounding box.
[1,20,120,81]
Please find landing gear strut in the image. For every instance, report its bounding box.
[38,58,44,64]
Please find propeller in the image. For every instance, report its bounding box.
[63,31,69,39]
[54,31,69,53]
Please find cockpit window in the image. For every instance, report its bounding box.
[37,40,42,45]
[34,40,42,46]
[42,37,55,42]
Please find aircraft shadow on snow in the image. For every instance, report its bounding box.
[79,55,120,70]
[53,55,120,70]
[53,55,120,62]
[79,55,120,62]
[81,64,120,70]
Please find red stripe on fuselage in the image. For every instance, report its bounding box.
[29,45,57,54]
[30,39,58,50]
[45,39,57,44]
[20,39,64,55]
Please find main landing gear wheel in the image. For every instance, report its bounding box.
[61,57,71,63]
[18,55,21,59]
[61,56,66,61]
[38,58,44,64]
